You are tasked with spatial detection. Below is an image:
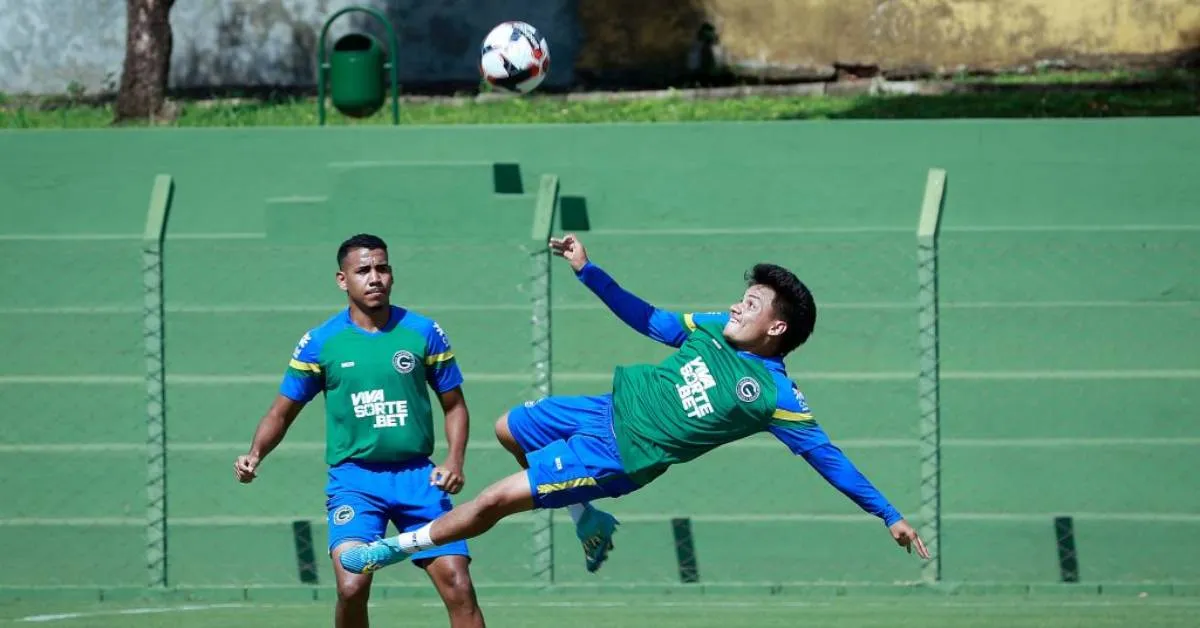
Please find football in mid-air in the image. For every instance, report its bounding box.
[480,21,550,94]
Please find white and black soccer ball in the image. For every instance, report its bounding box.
[479,21,550,94]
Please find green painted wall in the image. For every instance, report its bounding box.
[1,118,1197,590]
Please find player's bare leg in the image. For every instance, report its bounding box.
[494,411,619,572]
[330,541,373,628]
[421,555,486,628]
[430,471,535,542]
[493,412,528,468]
[339,472,534,574]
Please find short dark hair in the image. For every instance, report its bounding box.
[336,233,388,267]
[745,263,816,355]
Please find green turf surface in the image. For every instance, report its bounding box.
[2,593,1198,627]
[2,118,1196,592]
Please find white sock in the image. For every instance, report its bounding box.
[567,503,591,524]
[394,523,436,554]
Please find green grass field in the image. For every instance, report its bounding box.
[3,592,1198,627]
[2,69,1196,128]
[2,89,1195,128]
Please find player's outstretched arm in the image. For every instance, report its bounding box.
[768,422,929,559]
[234,394,305,484]
[549,233,692,347]
[800,442,929,559]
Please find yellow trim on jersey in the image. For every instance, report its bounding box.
[683,312,697,331]
[536,477,597,494]
[288,359,321,373]
[772,409,814,422]
[424,351,455,365]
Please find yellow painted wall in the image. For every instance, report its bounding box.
[578,0,1200,77]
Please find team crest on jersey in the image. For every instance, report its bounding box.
[735,377,761,403]
[332,505,355,525]
[392,350,416,374]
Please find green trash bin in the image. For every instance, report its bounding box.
[329,33,385,118]
[316,6,399,125]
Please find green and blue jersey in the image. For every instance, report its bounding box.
[576,262,903,527]
[280,306,462,466]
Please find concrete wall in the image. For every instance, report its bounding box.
[0,0,578,95]
[704,0,1200,78]
[1,0,1197,95]
[577,0,1200,80]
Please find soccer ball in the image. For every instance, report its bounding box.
[479,21,550,94]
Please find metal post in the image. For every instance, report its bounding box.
[143,174,174,588]
[916,167,946,585]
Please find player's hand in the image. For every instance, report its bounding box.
[548,234,589,272]
[431,462,465,494]
[234,454,260,484]
[889,520,930,559]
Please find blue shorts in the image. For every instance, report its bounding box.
[325,457,469,566]
[506,393,641,509]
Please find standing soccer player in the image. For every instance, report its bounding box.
[337,234,929,577]
[234,234,486,628]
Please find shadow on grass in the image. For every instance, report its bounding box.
[809,88,1199,120]
[812,47,1198,119]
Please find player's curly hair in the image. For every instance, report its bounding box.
[745,263,817,355]
[336,233,389,267]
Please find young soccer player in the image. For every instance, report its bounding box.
[234,234,486,628]
[338,234,929,576]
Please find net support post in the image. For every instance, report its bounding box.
[529,174,560,587]
[916,167,946,585]
[143,174,174,589]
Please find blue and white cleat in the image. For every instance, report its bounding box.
[575,505,620,573]
[338,537,409,575]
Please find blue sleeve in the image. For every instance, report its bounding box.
[424,320,464,394]
[766,379,902,526]
[575,261,729,347]
[799,443,904,527]
[280,330,324,403]
[765,378,826,451]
